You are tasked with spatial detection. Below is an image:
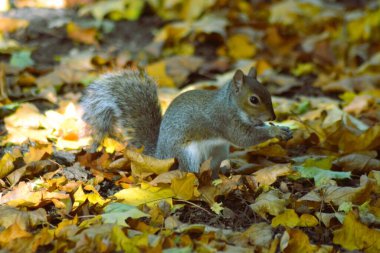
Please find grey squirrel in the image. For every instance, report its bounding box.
[81,68,292,173]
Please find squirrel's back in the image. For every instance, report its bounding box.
[81,70,162,154]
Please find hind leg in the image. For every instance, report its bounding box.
[209,143,229,178]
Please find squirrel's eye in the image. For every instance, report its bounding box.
[249,96,259,105]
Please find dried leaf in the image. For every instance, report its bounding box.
[333,211,380,252]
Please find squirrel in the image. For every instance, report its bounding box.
[81,68,292,174]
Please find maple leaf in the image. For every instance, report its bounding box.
[333,211,380,252]
[113,182,175,206]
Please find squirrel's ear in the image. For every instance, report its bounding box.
[233,69,244,92]
[248,67,257,79]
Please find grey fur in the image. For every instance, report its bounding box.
[156,82,291,172]
[81,70,161,155]
[81,69,292,173]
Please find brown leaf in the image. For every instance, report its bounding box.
[333,153,380,173]
[66,22,98,45]
[0,17,29,33]
[252,164,293,186]
[0,206,47,230]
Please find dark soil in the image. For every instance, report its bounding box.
[1,8,161,70]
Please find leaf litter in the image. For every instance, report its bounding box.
[0,1,380,252]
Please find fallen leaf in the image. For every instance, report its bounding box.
[0,223,31,247]
[333,153,380,173]
[146,60,176,87]
[294,165,351,186]
[243,222,273,248]
[113,182,175,206]
[0,17,29,33]
[252,164,293,186]
[333,211,380,252]
[24,144,53,164]
[66,22,98,45]
[150,170,188,186]
[250,190,289,218]
[125,148,175,178]
[227,34,256,59]
[298,175,376,206]
[281,229,318,253]
[102,203,150,226]
[0,150,21,179]
[10,50,34,69]
[0,206,47,230]
[272,209,300,228]
[171,173,199,200]
[210,202,223,215]
[73,184,107,210]
[0,181,69,207]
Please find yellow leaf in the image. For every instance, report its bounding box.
[85,184,107,206]
[347,9,380,42]
[0,17,29,33]
[102,137,125,153]
[73,185,86,207]
[227,34,256,60]
[114,183,175,206]
[0,223,31,246]
[0,181,69,207]
[333,211,380,252]
[4,103,50,144]
[282,229,318,253]
[73,184,107,210]
[292,63,314,76]
[0,152,16,179]
[146,60,176,87]
[181,0,216,21]
[24,144,53,164]
[66,22,98,45]
[272,209,300,228]
[298,214,318,227]
[255,59,272,75]
[171,173,198,200]
[154,22,191,43]
[111,225,140,253]
[125,148,175,178]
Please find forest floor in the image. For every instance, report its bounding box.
[1,1,380,252]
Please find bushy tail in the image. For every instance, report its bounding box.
[81,70,162,155]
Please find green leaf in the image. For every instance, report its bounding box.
[294,100,311,115]
[101,203,150,226]
[338,202,353,213]
[10,50,34,69]
[293,166,351,186]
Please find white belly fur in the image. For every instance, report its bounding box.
[184,138,229,172]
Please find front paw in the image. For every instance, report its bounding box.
[276,126,292,141]
[268,124,292,141]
